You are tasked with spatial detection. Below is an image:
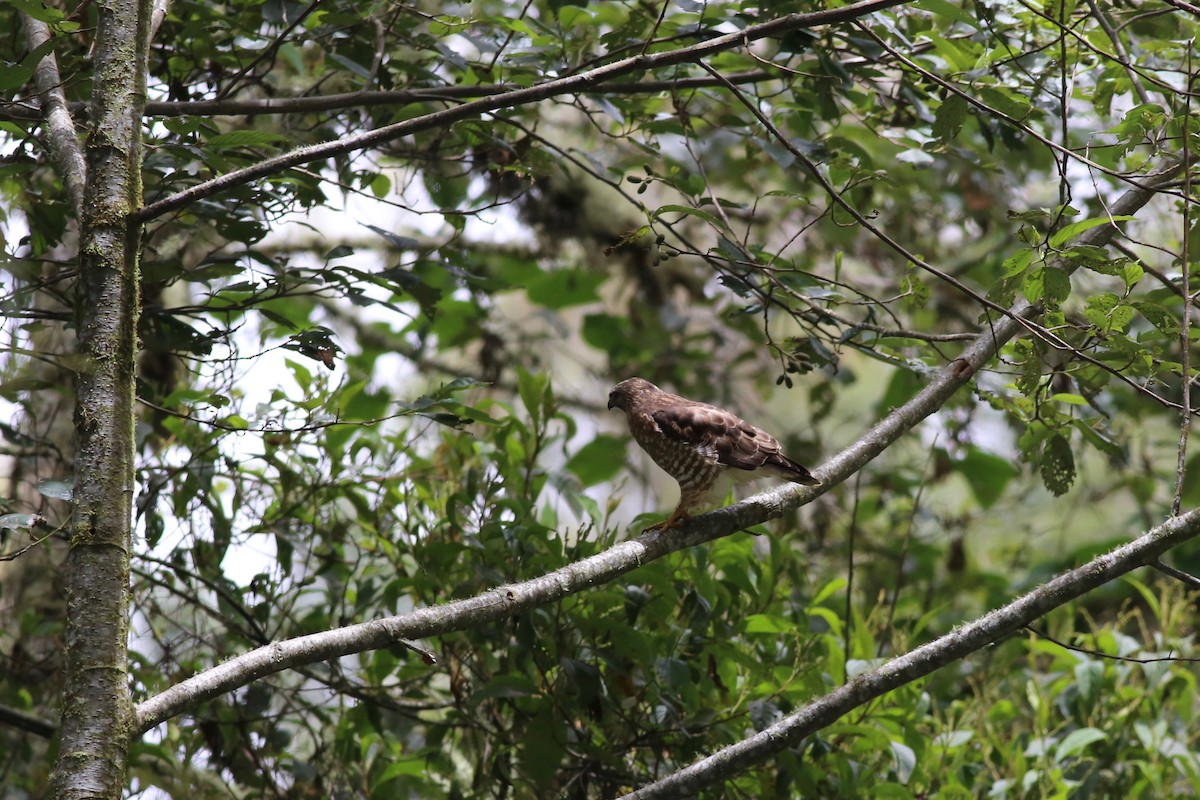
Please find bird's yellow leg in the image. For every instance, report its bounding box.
[643,504,690,532]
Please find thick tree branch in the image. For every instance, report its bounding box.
[621,507,1200,799]
[133,0,910,221]
[132,164,1170,736]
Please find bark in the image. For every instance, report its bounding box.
[47,0,150,794]
[0,17,91,794]
[24,15,86,216]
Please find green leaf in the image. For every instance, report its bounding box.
[1049,393,1087,405]
[812,577,848,605]
[1040,434,1075,496]
[525,269,605,309]
[653,203,721,225]
[932,93,968,142]
[5,0,64,23]
[1022,266,1046,303]
[915,0,980,27]
[565,434,627,487]
[1043,267,1071,302]
[933,730,974,749]
[1073,419,1124,460]
[1024,266,1070,303]
[581,313,630,353]
[876,368,923,414]
[744,613,793,634]
[956,447,1017,509]
[979,85,1031,120]
[204,130,291,148]
[369,172,392,198]
[425,172,470,209]
[1055,727,1107,760]
[1130,300,1179,337]
[1001,247,1036,278]
[901,271,929,308]
[516,368,550,427]
[1049,215,1133,248]
[0,64,33,92]
[376,756,432,785]
[1074,659,1104,707]
[469,674,538,701]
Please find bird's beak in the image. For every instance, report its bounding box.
[607,399,616,410]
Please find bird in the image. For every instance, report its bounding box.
[607,377,820,530]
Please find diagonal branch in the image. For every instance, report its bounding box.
[132,164,1170,736]
[0,72,781,122]
[132,294,1014,736]
[22,15,86,216]
[133,0,911,222]
[621,506,1200,799]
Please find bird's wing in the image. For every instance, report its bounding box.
[650,404,772,470]
[651,403,820,485]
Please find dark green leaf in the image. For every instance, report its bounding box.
[932,94,968,142]
[1040,434,1076,496]
[565,435,626,487]
[525,269,605,309]
[956,447,1017,509]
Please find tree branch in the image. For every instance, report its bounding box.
[0,702,57,738]
[132,163,1171,737]
[133,0,909,221]
[22,14,86,217]
[621,507,1200,799]
[0,72,776,122]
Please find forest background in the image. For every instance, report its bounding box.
[2,0,1200,797]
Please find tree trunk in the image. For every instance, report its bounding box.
[47,0,149,795]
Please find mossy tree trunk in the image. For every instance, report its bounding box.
[47,0,149,795]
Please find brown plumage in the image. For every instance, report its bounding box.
[608,377,820,530]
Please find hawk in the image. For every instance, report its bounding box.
[607,377,820,530]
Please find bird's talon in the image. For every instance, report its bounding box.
[643,514,687,532]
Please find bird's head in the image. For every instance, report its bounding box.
[608,377,658,411]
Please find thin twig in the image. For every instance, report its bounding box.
[879,440,937,658]
[1174,59,1194,516]
[215,0,325,100]
[1152,559,1200,590]
[1085,0,1153,105]
[844,470,862,679]
[1023,624,1200,664]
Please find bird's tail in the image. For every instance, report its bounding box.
[765,453,821,486]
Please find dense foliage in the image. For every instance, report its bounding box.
[2,0,1200,796]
